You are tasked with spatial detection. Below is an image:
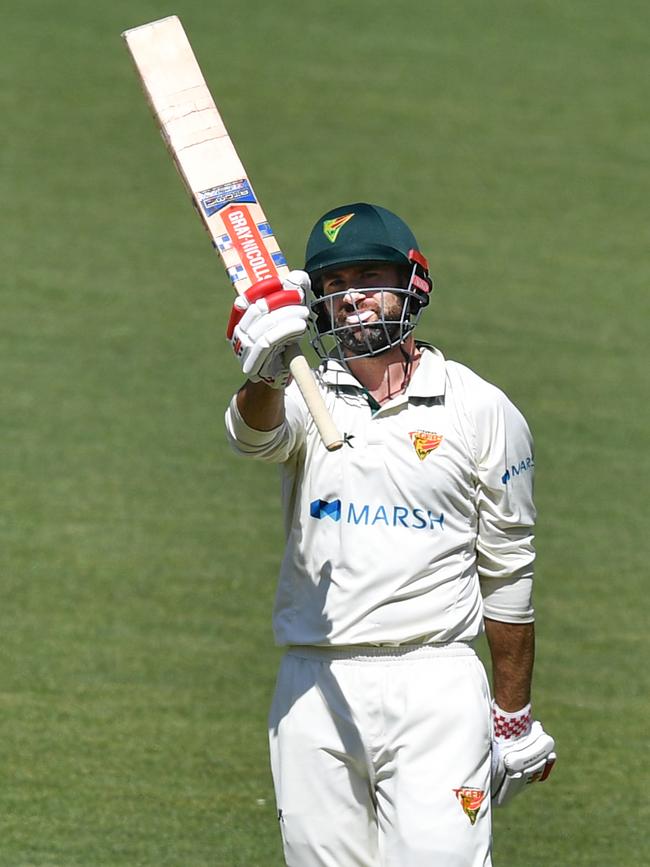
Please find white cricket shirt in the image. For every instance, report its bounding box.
[225,345,536,647]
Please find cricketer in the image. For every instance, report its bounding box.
[225,203,556,866]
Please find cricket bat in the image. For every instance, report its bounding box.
[122,15,343,451]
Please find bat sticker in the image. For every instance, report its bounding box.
[216,233,232,252]
[227,263,246,284]
[222,205,277,283]
[198,179,256,217]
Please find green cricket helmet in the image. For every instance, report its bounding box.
[304,203,433,360]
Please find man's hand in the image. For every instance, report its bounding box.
[491,702,556,807]
[226,271,311,388]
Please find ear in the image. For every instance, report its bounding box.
[398,265,411,289]
[310,274,324,298]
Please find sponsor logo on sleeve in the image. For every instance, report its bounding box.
[501,456,535,485]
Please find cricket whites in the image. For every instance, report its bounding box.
[122,15,343,451]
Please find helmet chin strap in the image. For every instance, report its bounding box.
[399,342,417,386]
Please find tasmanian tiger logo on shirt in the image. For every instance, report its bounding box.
[409,430,443,460]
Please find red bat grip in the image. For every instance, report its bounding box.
[244,276,283,303]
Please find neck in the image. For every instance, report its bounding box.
[345,338,420,404]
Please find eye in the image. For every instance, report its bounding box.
[323,277,345,294]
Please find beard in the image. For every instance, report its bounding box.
[334,293,406,356]
[337,319,402,355]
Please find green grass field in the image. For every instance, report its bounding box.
[2,0,648,864]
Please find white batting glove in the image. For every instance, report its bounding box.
[491,701,556,807]
[226,271,311,388]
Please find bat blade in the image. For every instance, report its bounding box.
[122,15,286,294]
[122,16,343,450]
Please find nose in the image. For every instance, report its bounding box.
[342,288,367,306]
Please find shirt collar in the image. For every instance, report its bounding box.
[405,343,447,399]
[319,343,447,400]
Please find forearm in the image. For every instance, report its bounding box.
[484,618,535,712]
[236,379,285,431]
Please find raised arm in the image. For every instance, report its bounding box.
[236,380,285,431]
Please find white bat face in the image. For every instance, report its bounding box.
[122,15,342,450]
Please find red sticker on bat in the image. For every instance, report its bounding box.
[222,205,277,284]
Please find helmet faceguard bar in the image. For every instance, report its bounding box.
[308,267,430,364]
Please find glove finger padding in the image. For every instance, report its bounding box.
[493,751,557,807]
[242,301,307,344]
[226,277,283,340]
[492,721,556,807]
[227,272,311,387]
[242,305,310,377]
[282,269,311,295]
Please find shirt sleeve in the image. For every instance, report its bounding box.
[224,382,307,463]
[472,382,536,622]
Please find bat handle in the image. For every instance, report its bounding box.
[282,344,344,451]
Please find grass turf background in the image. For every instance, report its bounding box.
[1,0,648,864]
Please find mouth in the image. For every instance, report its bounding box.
[344,308,378,326]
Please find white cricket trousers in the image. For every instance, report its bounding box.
[269,644,492,867]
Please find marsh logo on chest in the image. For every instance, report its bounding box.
[309,498,444,531]
[409,430,443,461]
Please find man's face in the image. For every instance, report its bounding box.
[321,262,408,356]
